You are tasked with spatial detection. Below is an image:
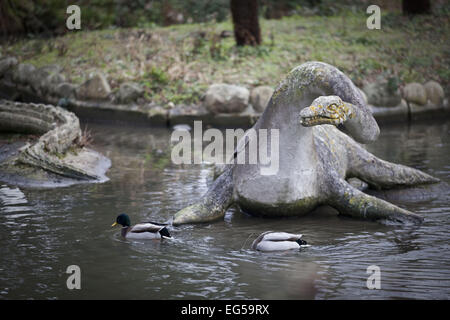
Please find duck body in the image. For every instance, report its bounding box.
[112,214,172,240]
[251,232,308,252]
[121,222,172,240]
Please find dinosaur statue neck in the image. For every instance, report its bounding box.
[342,101,380,144]
[263,61,379,144]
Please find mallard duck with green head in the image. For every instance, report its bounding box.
[112,213,172,240]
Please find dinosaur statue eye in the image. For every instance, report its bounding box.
[327,104,338,112]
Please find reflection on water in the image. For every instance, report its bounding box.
[0,120,449,299]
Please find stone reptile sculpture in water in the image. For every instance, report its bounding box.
[0,99,110,187]
[173,61,439,225]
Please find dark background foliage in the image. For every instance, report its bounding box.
[2,0,446,37]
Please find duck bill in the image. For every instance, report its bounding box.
[111,222,118,227]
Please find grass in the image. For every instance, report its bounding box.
[1,10,448,107]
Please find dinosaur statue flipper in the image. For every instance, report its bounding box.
[330,179,424,224]
[173,166,234,225]
[347,143,440,189]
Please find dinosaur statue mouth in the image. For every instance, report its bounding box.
[300,114,335,126]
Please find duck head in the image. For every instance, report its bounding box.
[112,213,131,227]
[296,239,308,246]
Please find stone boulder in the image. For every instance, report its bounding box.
[12,63,36,85]
[76,72,111,100]
[46,72,66,85]
[147,104,169,125]
[52,82,77,98]
[204,84,249,114]
[403,83,427,106]
[423,80,444,105]
[363,76,402,107]
[0,57,18,77]
[250,86,273,112]
[38,64,63,76]
[29,65,65,93]
[117,82,144,103]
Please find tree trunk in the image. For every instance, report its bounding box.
[0,0,26,36]
[230,0,261,46]
[402,0,431,14]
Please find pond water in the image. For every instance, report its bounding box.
[0,119,449,299]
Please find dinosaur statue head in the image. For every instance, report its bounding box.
[299,95,353,127]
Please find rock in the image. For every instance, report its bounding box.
[403,82,427,106]
[12,63,36,85]
[409,101,446,120]
[29,65,64,93]
[363,76,402,107]
[52,82,77,98]
[168,103,212,126]
[423,80,444,105]
[39,64,63,75]
[250,86,273,112]
[147,105,169,125]
[370,99,409,122]
[0,57,18,77]
[76,72,111,100]
[43,73,66,94]
[117,82,144,103]
[212,113,257,128]
[204,84,249,114]
[46,72,66,85]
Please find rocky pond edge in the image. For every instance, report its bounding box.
[0,57,448,128]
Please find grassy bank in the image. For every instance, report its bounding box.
[1,10,448,106]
